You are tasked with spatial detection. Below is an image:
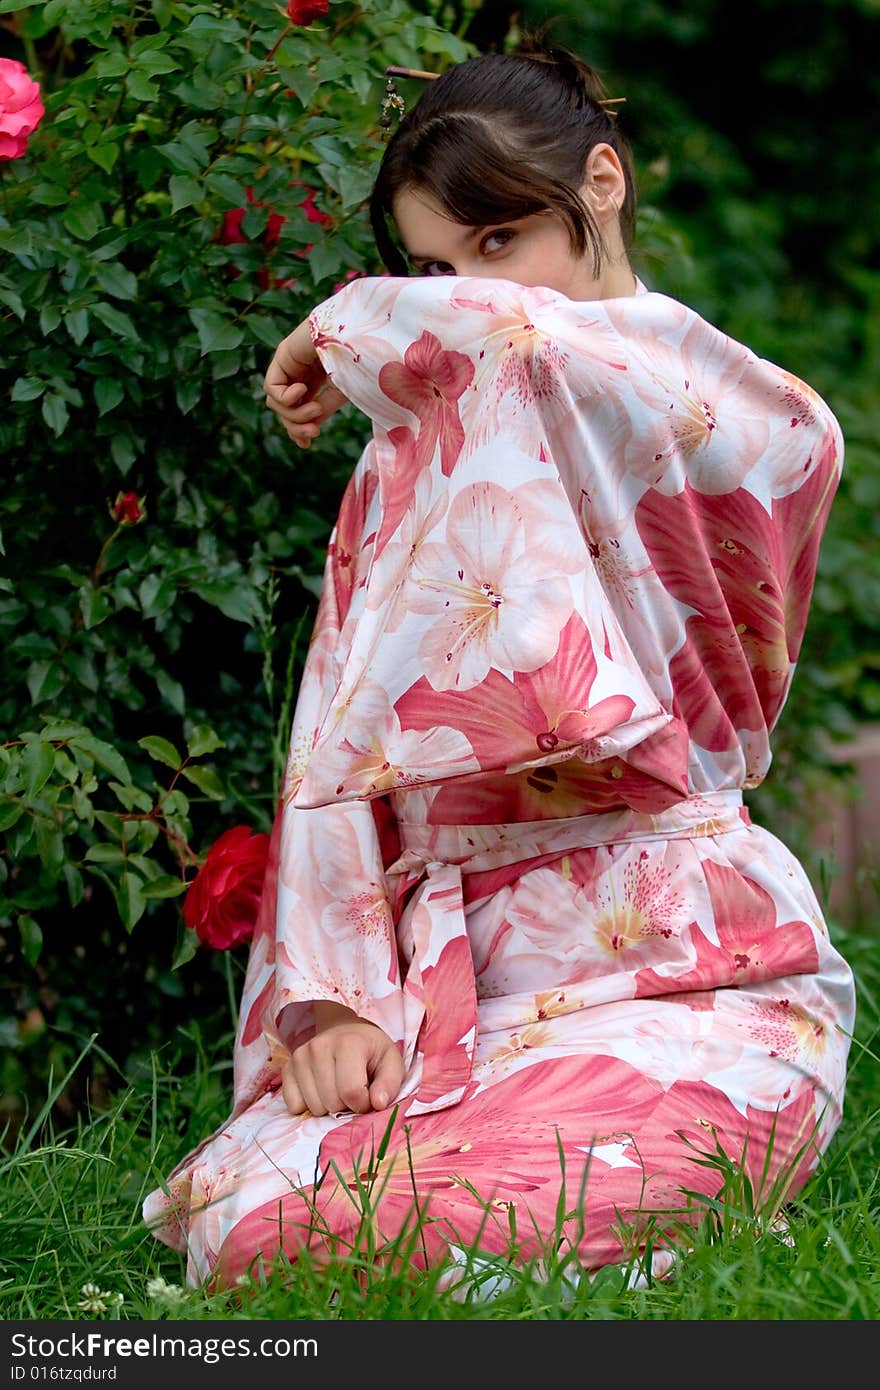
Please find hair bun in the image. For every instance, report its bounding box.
[513,33,612,111]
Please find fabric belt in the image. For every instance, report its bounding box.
[385,790,749,1118]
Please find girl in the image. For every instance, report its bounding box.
[145,40,856,1295]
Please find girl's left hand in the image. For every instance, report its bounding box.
[263,318,349,448]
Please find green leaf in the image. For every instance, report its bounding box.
[172,922,199,970]
[93,52,128,79]
[95,262,138,300]
[180,764,224,800]
[35,820,64,871]
[174,377,201,415]
[64,307,90,345]
[92,301,139,341]
[86,142,120,174]
[0,226,34,256]
[169,174,203,213]
[40,304,62,334]
[188,308,245,355]
[335,165,374,210]
[84,842,126,863]
[138,735,181,770]
[26,660,66,706]
[39,720,89,740]
[70,735,131,785]
[109,781,153,813]
[78,583,112,630]
[41,394,69,436]
[95,378,124,416]
[62,201,105,242]
[18,915,43,968]
[155,667,186,715]
[191,580,261,624]
[306,239,346,285]
[0,801,23,833]
[22,740,55,798]
[126,70,159,102]
[63,863,84,909]
[246,313,287,350]
[11,377,44,403]
[110,433,137,472]
[0,285,25,318]
[186,723,225,758]
[141,874,188,900]
[116,871,147,932]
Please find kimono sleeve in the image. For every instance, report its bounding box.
[230,444,410,1114]
[291,275,685,811]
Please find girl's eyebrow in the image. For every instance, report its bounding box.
[406,224,487,264]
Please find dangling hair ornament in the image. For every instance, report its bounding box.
[379,65,439,135]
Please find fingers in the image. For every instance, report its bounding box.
[368,1043,405,1112]
[280,1028,403,1119]
[281,1063,307,1117]
[281,1036,370,1118]
[264,367,349,449]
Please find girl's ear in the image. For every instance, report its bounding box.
[582,143,628,223]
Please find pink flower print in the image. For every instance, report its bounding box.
[449,280,627,456]
[407,479,580,691]
[305,680,480,801]
[635,859,818,1000]
[414,934,477,1105]
[626,1077,821,1215]
[211,1054,666,1281]
[451,279,627,398]
[374,426,422,558]
[366,467,449,629]
[328,455,379,618]
[586,844,692,966]
[636,463,839,741]
[395,612,635,773]
[745,997,831,1069]
[611,309,771,494]
[378,331,474,477]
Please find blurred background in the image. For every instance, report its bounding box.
[1,0,877,1133]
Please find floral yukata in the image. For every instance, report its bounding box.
[145,275,856,1289]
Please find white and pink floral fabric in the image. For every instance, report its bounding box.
[145,276,856,1289]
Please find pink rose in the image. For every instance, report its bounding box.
[183,826,270,950]
[0,57,44,161]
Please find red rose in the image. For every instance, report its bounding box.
[110,490,145,525]
[292,182,333,228]
[0,57,44,161]
[217,187,287,248]
[286,1,330,26]
[184,826,270,950]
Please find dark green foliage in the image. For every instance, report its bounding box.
[1,0,877,1122]
[0,0,472,1122]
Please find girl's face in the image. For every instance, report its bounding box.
[392,172,636,302]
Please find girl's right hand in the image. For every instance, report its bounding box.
[280,1005,404,1118]
[263,317,349,448]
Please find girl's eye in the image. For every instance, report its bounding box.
[420,260,455,277]
[481,229,515,255]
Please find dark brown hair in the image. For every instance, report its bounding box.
[370,38,637,277]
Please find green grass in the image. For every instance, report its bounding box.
[1,919,877,1322]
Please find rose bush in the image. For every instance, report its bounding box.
[0,56,43,159]
[183,826,270,950]
[0,0,474,1115]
